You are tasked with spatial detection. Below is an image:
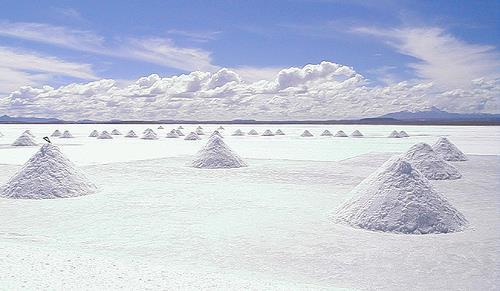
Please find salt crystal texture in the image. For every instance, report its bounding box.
[334,130,348,137]
[403,143,461,180]
[125,130,138,138]
[191,135,247,169]
[432,137,468,161]
[301,130,313,137]
[262,129,275,136]
[321,130,333,136]
[0,143,97,199]
[12,134,38,146]
[89,130,99,137]
[334,156,468,234]
[51,130,61,137]
[351,130,364,137]
[184,132,201,140]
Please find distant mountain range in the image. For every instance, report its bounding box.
[0,107,499,125]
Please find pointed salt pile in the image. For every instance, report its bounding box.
[432,137,468,161]
[211,130,223,138]
[320,130,333,136]
[166,130,179,138]
[178,126,184,129]
[23,130,35,138]
[143,128,153,134]
[175,129,185,136]
[195,128,205,135]
[399,130,409,138]
[184,132,201,140]
[125,130,138,138]
[111,129,122,135]
[262,129,275,136]
[351,130,364,138]
[301,130,313,137]
[89,130,99,137]
[97,131,113,139]
[275,129,285,135]
[248,129,259,135]
[402,143,461,180]
[60,130,74,138]
[191,134,247,169]
[334,130,348,137]
[158,126,164,129]
[12,133,38,146]
[197,126,203,130]
[141,130,158,140]
[217,126,224,130]
[232,129,245,136]
[0,143,97,199]
[388,130,402,138]
[334,156,468,234]
[51,130,61,137]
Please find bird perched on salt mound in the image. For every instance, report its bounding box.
[301,130,313,137]
[0,143,97,199]
[111,129,122,135]
[334,156,467,234]
[321,130,333,136]
[351,130,364,137]
[141,130,158,140]
[262,129,275,136]
[12,133,38,146]
[399,130,409,137]
[51,130,61,137]
[275,129,285,135]
[388,130,401,138]
[97,131,113,139]
[125,130,138,138]
[432,137,467,161]
[402,143,461,180]
[184,132,201,140]
[232,129,245,136]
[334,130,348,137]
[89,130,99,137]
[166,130,179,138]
[248,129,259,135]
[60,130,74,138]
[191,134,247,169]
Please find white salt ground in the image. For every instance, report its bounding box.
[403,143,461,180]
[191,135,247,168]
[432,137,468,161]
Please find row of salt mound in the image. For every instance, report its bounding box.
[388,130,410,138]
[50,130,73,138]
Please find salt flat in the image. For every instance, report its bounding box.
[0,124,499,289]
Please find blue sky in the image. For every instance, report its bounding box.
[0,0,499,120]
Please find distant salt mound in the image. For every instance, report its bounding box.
[211,130,224,138]
[388,130,402,138]
[275,129,285,135]
[191,135,247,169]
[178,126,184,129]
[141,130,158,140]
[23,130,35,138]
[89,130,99,137]
[351,130,364,137]
[399,130,409,137]
[59,130,74,138]
[232,129,245,136]
[432,137,468,161]
[158,126,164,129]
[97,131,113,139]
[184,132,201,140]
[248,129,259,135]
[334,156,468,234]
[12,133,38,146]
[143,128,154,134]
[197,126,203,130]
[51,130,61,137]
[301,130,313,137]
[402,143,461,180]
[175,129,185,136]
[334,130,348,137]
[262,129,275,136]
[111,129,122,135]
[195,128,205,135]
[0,143,97,199]
[166,130,179,138]
[125,130,138,138]
[217,126,224,130]
[321,130,333,136]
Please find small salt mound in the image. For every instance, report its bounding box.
[59,130,74,138]
[217,126,224,130]
[143,128,153,134]
[399,130,409,137]
[111,129,122,135]
[178,126,184,129]
[0,143,97,199]
[351,130,364,137]
[141,130,158,140]
[158,126,164,129]
[334,156,468,234]
[432,137,468,161]
[12,133,38,146]
[175,129,185,136]
[321,130,333,136]
[262,129,275,136]
[51,130,61,137]
[334,130,348,137]
[388,130,402,138]
[275,129,285,135]
[23,130,35,138]
[191,135,247,169]
[195,128,205,135]
[197,126,203,130]
[185,132,201,140]
[125,130,138,138]
[89,130,99,137]
[232,129,245,136]
[301,130,313,137]
[248,129,259,135]
[97,131,113,139]
[211,130,224,138]
[402,143,461,180]
[166,130,179,138]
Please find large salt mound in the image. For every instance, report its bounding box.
[402,143,461,180]
[191,135,247,169]
[12,134,38,146]
[166,130,179,138]
[321,130,333,136]
[175,129,185,136]
[262,129,274,136]
[248,129,259,135]
[51,130,61,137]
[125,130,138,138]
[184,132,201,140]
[141,130,158,140]
[60,130,74,138]
[97,131,113,139]
[111,129,122,135]
[334,156,468,234]
[232,129,245,136]
[275,129,285,135]
[0,143,97,199]
[89,130,99,137]
[351,130,364,137]
[388,130,402,138]
[195,128,205,135]
[301,130,313,137]
[432,137,468,161]
[399,130,409,137]
[334,130,348,137]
